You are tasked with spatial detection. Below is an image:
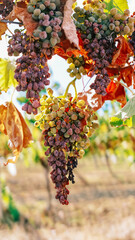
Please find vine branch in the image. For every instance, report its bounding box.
[64,78,77,98]
[0,19,23,25]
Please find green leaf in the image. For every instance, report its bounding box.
[0,58,17,92]
[110,117,123,127]
[17,97,28,104]
[115,95,135,119]
[104,0,129,13]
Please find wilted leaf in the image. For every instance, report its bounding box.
[106,81,117,93]
[111,36,133,66]
[0,102,32,165]
[0,59,17,92]
[7,5,38,36]
[114,95,135,119]
[103,83,127,106]
[0,20,7,40]
[62,0,79,48]
[118,65,134,87]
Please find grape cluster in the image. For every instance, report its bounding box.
[129,31,135,55]
[34,89,98,204]
[73,3,135,95]
[8,30,50,114]
[27,0,63,57]
[67,56,87,79]
[0,0,14,18]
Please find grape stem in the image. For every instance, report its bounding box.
[0,19,23,25]
[64,78,77,99]
[7,26,13,35]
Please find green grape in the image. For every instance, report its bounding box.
[39,12,45,19]
[69,63,75,70]
[69,72,75,78]
[67,57,73,64]
[49,3,56,10]
[102,24,107,31]
[105,30,111,36]
[74,7,81,13]
[73,68,78,74]
[74,60,81,67]
[88,16,95,22]
[73,13,78,19]
[81,25,87,31]
[67,68,72,73]
[77,17,85,23]
[87,33,92,39]
[46,26,52,33]
[34,8,41,16]
[32,14,39,20]
[30,0,37,5]
[109,23,115,31]
[39,3,46,10]
[79,66,85,73]
[55,11,62,17]
[50,37,57,46]
[33,29,42,37]
[76,73,81,79]
[96,33,101,39]
[64,133,70,138]
[27,5,34,13]
[71,114,78,120]
[55,0,60,6]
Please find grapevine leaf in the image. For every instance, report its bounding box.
[0,20,7,40]
[104,0,129,13]
[110,116,135,128]
[106,81,117,93]
[62,0,79,49]
[110,117,123,127]
[17,97,28,104]
[0,59,17,92]
[118,65,134,87]
[111,36,133,67]
[7,6,38,36]
[0,102,32,165]
[114,95,135,119]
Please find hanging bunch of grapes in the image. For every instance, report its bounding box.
[0,0,14,18]
[34,88,98,204]
[27,0,63,57]
[73,0,135,95]
[8,30,50,114]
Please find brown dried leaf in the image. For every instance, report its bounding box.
[7,6,38,36]
[16,107,32,148]
[0,105,7,134]
[0,20,7,40]
[62,0,79,49]
[0,102,32,165]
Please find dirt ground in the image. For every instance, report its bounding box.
[1,157,135,240]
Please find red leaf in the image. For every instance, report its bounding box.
[106,81,117,93]
[103,83,127,106]
[119,65,134,87]
[111,36,134,67]
[106,67,119,77]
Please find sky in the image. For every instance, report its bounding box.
[0,0,134,107]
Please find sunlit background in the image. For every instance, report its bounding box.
[0,0,135,240]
